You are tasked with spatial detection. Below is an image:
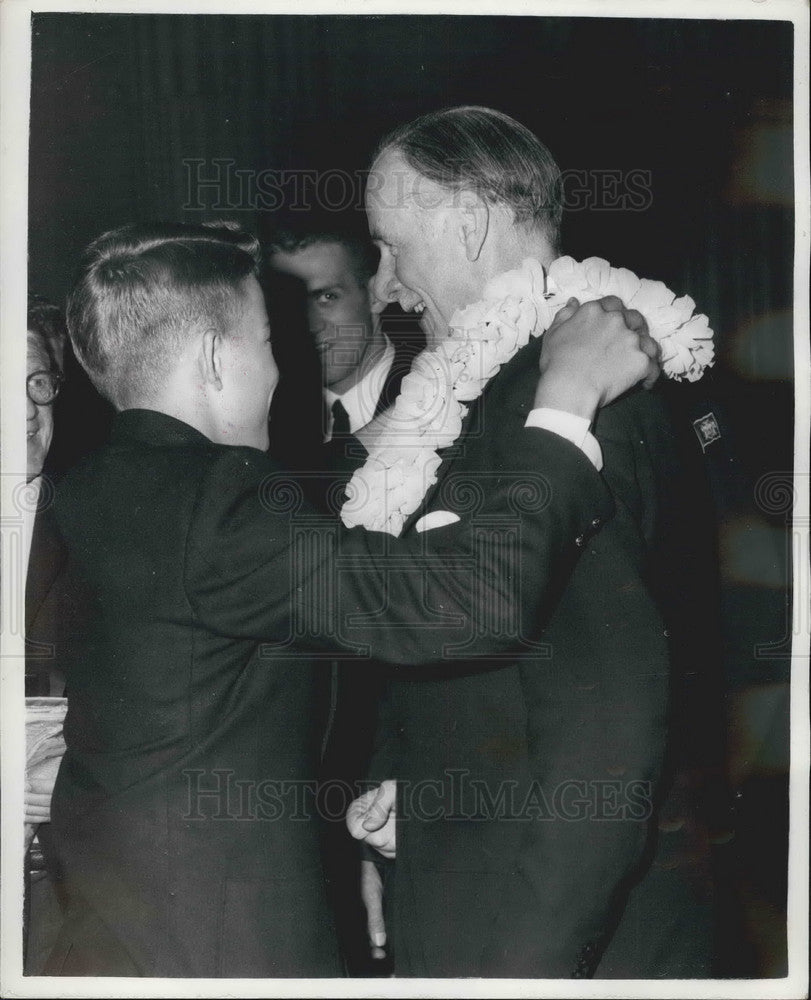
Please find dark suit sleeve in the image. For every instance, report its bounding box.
[183,429,614,667]
[480,392,675,977]
[365,680,402,783]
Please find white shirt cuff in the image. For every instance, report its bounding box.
[524,408,603,470]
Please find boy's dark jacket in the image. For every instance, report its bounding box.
[47,382,613,977]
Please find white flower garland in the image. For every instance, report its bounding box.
[340,256,715,536]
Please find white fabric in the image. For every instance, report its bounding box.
[414,510,461,533]
[525,408,603,470]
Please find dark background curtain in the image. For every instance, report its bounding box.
[30,13,794,471]
[28,13,796,977]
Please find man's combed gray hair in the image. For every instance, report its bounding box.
[375,106,563,247]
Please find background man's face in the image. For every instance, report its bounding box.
[270,242,375,390]
[27,331,55,481]
[366,150,477,346]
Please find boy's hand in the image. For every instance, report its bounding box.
[535,296,661,420]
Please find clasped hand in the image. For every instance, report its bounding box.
[535,295,661,418]
[347,780,396,960]
[24,775,56,851]
[346,779,396,859]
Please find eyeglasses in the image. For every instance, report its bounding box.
[27,370,64,406]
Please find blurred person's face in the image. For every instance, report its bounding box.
[270,242,376,391]
[215,276,279,451]
[366,149,480,348]
[26,331,56,481]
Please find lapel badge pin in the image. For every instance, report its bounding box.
[693,412,722,451]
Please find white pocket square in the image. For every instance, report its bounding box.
[415,510,461,533]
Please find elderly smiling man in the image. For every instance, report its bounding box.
[346,106,714,978]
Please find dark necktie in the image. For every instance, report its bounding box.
[331,398,350,437]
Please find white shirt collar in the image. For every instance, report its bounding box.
[323,336,394,438]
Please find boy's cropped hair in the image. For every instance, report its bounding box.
[66,221,262,408]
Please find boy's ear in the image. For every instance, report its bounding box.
[200,329,223,390]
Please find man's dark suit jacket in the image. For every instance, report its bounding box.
[26,505,72,696]
[368,335,680,978]
[24,502,77,973]
[46,406,614,977]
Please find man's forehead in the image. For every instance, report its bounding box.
[272,242,353,285]
[366,150,447,218]
[27,330,52,369]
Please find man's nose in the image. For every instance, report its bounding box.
[372,258,401,305]
[306,302,326,335]
[26,396,38,421]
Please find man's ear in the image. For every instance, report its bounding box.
[199,328,223,390]
[458,189,489,262]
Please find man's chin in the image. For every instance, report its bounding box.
[420,309,449,347]
[27,446,47,482]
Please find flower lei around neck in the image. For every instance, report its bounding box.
[340,255,715,537]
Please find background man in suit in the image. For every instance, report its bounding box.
[25,297,67,699]
[348,106,707,977]
[267,222,422,974]
[44,219,658,976]
[23,297,74,974]
[267,222,420,443]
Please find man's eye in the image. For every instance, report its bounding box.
[317,292,338,304]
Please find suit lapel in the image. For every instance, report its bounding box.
[26,508,67,634]
[398,337,543,536]
[399,405,478,536]
[372,340,419,421]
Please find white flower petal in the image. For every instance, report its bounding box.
[626,277,674,313]
[582,256,612,294]
[606,266,642,303]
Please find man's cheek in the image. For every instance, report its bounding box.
[39,413,55,454]
[268,365,280,401]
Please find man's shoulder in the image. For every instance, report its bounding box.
[476,336,544,422]
[479,337,673,441]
